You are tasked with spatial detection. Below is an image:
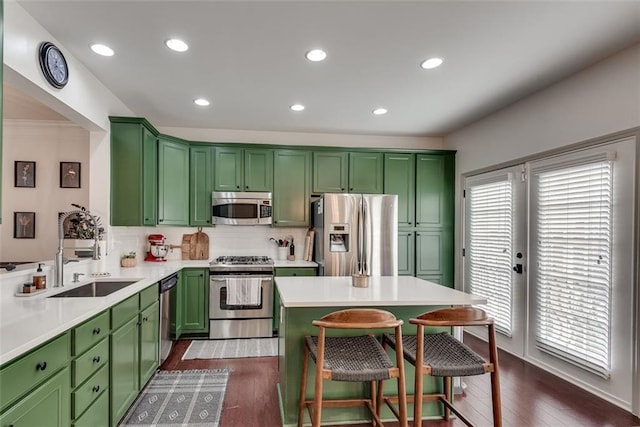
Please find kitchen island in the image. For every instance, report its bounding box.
[275,275,486,427]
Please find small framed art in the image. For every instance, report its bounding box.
[14,212,36,239]
[14,161,36,188]
[60,162,81,188]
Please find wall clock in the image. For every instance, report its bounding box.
[39,42,69,89]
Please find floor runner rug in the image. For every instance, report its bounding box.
[120,369,229,426]
[182,337,278,360]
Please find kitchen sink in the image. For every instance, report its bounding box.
[48,280,139,298]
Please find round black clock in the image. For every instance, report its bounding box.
[39,42,69,89]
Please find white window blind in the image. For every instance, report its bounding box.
[467,177,513,336]
[533,159,613,377]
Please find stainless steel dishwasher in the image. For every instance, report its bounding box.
[159,273,178,365]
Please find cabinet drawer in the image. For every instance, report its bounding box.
[274,267,317,277]
[140,283,159,310]
[72,338,109,387]
[111,294,139,330]
[0,332,70,413]
[71,364,109,419]
[72,390,109,427]
[72,311,110,356]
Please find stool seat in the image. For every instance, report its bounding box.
[306,335,394,382]
[383,332,487,377]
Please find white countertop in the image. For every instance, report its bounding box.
[275,276,486,308]
[0,260,210,366]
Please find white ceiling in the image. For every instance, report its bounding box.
[13,1,640,137]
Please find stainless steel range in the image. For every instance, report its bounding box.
[209,256,274,339]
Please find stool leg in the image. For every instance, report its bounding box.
[394,327,408,427]
[312,330,326,427]
[413,326,425,427]
[491,370,502,427]
[298,343,310,427]
[443,376,451,421]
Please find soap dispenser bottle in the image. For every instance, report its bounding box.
[33,263,46,290]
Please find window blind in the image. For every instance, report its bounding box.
[533,160,612,377]
[467,178,513,336]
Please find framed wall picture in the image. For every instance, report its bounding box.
[60,161,81,188]
[14,212,36,239]
[14,161,36,188]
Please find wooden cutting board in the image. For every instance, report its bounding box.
[189,228,209,260]
[181,234,192,260]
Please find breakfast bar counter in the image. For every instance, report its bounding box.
[275,276,486,426]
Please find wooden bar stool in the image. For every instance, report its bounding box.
[298,308,408,427]
[383,307,501,427]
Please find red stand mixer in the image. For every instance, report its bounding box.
[145,234,168,262]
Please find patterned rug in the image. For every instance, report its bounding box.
[120,370,229,426]
[182,338,278,360]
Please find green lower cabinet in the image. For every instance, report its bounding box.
[0,367,70,427]
[397,230,415,276]
[72,391,109,427]
[181,269,209,334]
[140,301,160,385]
[273,267,317,334]
[110,316,140,426]
[171,278,184,339]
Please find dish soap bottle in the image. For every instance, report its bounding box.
[33,263,46,290]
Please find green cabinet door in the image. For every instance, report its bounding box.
[0,368,70,427]
[0,1,3,225]
[415,154,454,228]
[190,146,214,227]
[181,269,209,334]
[214,147,243,191]
[158,137,189,226]
[139,301,159,386]
[312,151,348,193]
[110,316,139,426]
[397,231,415,276]
[244,148,273,191]
[349,152,383,193]
[415,230,453,287]
[384,153,415,228]
[273,150,311,227]
[110,118,158,226]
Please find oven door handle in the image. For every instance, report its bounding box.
[210,276,273,281]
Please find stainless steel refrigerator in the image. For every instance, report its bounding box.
[312,193,397,276]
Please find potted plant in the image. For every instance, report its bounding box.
[121,251,137,268]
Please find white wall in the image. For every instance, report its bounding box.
[444,43,640,415]
[1,120,90,262]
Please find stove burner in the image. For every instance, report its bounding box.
[212,256,273,266]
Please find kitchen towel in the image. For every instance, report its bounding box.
[225,277,261,306]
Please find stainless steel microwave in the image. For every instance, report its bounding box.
[212,192,273,225]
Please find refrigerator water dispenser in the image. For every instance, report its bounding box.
[329,224,350,252]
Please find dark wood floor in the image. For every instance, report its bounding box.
[162,336,640,427]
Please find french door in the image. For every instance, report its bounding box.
[463,165,526,356]
[463,137,637,410]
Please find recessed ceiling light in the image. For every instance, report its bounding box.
[372,108,388,115]
[166,39,189,52]
[90,43,114,57]
[290,104,305,112]
[194,98,210,107]
[420,57,443,69]
[305,49,327,62]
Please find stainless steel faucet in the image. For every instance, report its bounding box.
[55,210,100,287]
[72,272,85,283]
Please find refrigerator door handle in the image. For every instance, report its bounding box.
[362,197,368,275]
[357,196,364,274]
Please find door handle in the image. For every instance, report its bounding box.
[513,264,523,274]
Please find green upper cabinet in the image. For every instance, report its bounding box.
[313,151,383,194]
[158,136,189,226]
[110,118,158,226]
[415,153,455,228]
[273,150,311,227]
[313,151,348,193]
[384,153,415,228]
[189,146,214,227]
[349,152,383,193]
[214,147,273,192]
